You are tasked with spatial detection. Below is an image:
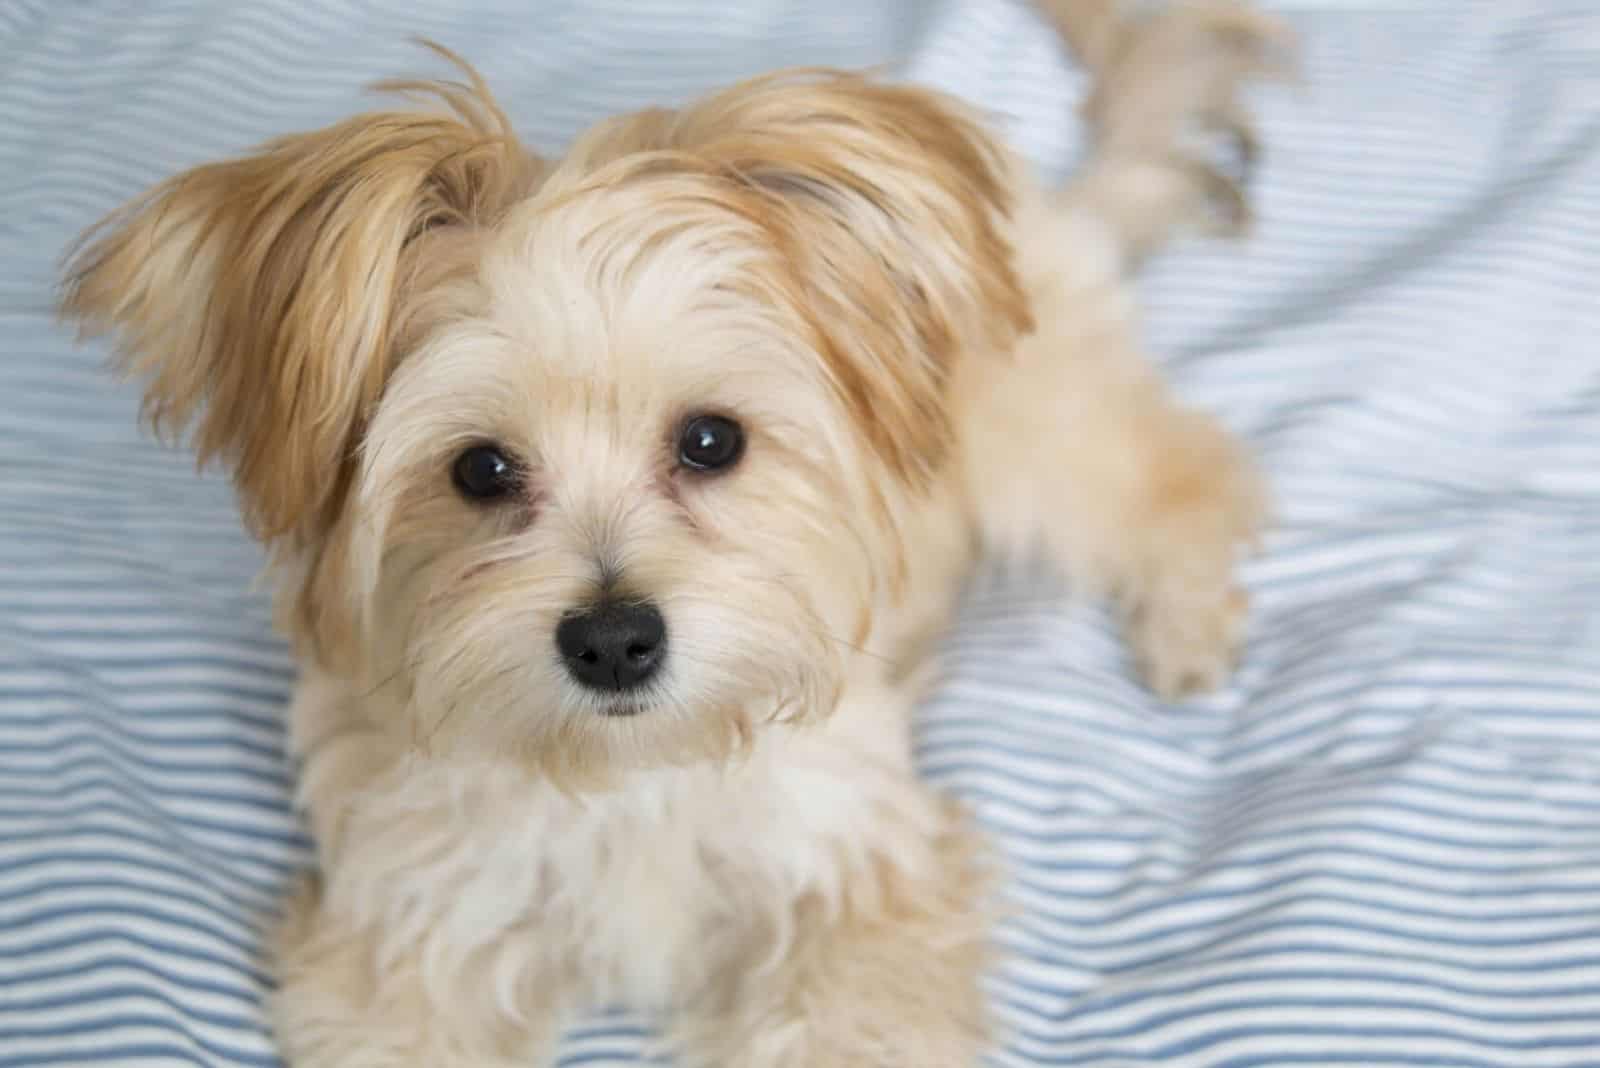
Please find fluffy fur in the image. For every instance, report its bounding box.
[61,3,1290,1064]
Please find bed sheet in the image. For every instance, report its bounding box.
[3,1,1600,1065]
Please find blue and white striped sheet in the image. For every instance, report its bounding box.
[3,1,1599,1065]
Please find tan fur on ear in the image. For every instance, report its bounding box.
[60,44,537,546]
[670,71,1035,487]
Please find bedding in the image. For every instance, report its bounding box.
[3,1,1599,1064]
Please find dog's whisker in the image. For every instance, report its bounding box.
[413,658,539,751]
[810,628,898,668]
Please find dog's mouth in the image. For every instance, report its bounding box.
[588,686,663,719]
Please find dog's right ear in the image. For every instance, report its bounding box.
[60,47,538,548]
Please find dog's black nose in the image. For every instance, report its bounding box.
[555,600,666,693]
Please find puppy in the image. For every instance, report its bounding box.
[62,2,1287,1064]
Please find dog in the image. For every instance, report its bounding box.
[61,2,1288,1064]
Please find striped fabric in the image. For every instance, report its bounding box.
[3,1,1599,1065]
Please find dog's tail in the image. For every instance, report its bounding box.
[1038,0,1295,267]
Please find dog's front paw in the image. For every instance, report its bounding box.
[1122,410,1266,700]
[1130,571,1251,700]
[1086,0,1295,233]
[678,815,991,1068]
[271,876,558,1068]
[704,1020,985,1068]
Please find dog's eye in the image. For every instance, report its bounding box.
[677,414,745,472]
[451,444,519,501]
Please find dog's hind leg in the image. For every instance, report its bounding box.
[958,1,1290,698]
[1042,0,1294,266]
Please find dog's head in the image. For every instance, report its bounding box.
[62,49,1030,786]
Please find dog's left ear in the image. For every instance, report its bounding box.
[679,72,1035,487]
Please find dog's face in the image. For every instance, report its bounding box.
[62,56,1030,786]
[354,178,897,780]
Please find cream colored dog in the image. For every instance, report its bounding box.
[62,2,1288,1064]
